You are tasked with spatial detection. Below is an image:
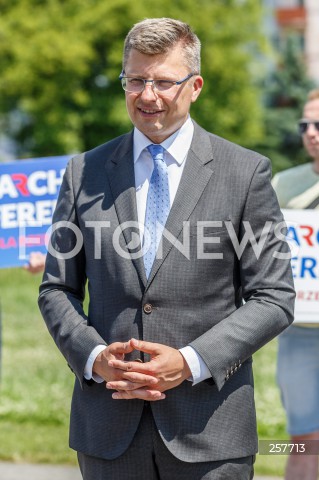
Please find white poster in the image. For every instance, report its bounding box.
[283,209,319,324]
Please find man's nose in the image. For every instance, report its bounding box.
[140,82,158,100]
[307,123,319,136]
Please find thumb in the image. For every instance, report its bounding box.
[130,338,161,355]
[108,341,135,355]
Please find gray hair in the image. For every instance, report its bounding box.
[123,18,201,74]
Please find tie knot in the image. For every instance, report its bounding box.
[147,144,164,162]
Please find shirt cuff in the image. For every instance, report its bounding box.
[179,345,212,385]
[84,345,107,383]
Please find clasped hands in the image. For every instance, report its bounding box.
[92,338,191,401]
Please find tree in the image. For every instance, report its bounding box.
[0,0,266,158]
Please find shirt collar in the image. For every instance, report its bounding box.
[133,117,194,165]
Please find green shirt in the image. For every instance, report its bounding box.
[272,163,319,209]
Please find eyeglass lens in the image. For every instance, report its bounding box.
[299,121,319,134]
[122,78,175,93]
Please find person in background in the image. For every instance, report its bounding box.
[24,252,46,274]
[39,17,295,480]
[272,88,319,480]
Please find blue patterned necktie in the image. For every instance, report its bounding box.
[143,144,170,278]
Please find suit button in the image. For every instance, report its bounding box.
[143,303,153,314]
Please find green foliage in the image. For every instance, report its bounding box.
[0,0,266,157]
[256,34,316,175]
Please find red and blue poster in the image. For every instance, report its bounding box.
[283,208,319,324]
[0,155,70,268]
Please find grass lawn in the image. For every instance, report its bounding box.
[254,336,288,476]
[0,268,75,464]
[0,268,288,475]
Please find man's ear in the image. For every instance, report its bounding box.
[191,75,204,103]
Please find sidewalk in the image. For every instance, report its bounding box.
[0,462,81,480]
[0,462,282,479]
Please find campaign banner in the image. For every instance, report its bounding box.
[0,155,70,268]
[283,208,319,324]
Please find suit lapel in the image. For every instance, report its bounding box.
[146,123,214,286]
[105,132,147,287]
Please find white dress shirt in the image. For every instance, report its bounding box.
[84,117,211,385]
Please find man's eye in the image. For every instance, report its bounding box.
[155,80,175,90]
[127,78,144,86]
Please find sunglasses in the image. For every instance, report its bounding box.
[298,120,319,135]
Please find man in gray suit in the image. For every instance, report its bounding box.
[39,18,295,480]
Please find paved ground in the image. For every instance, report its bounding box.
[0,462,282,480]
[0,462,81,480]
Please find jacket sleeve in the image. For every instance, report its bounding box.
[190,156,295,391]
[38,156,107,388]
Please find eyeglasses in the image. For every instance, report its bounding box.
[119,72,195,93]
[298,120,319,135]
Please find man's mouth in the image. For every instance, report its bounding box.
[138,107,163,115]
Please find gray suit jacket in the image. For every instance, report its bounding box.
[39,121,295,462]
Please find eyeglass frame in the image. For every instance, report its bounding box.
[119,71,196,94]
[298,119,319,135]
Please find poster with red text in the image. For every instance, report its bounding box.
[283,209,319,324]
[0,156,70,268]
